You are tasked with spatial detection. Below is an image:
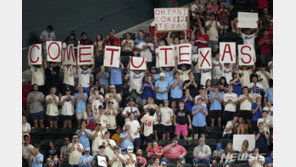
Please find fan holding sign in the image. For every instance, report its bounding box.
[127,57,148,94]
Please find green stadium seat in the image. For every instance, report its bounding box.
[30,128,45,140]
[40,139,51,153]
[30,139,42,147]
[211,163,222,167]
[54,139,64,149]
[165,139,172,145]
[185,151,193,163]
[188,139,199,147]
[167,163,175,167]
[195,164,207,167]
[45,127,60,140]
[205,138,217,150]
[237,163,249,167]
[158,140,166,147]
[183,164,191,167]
[228,164,237,167]
[178,139,188,148]
[59,127,75,139]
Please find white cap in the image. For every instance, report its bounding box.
[150,20,155,27]
[159,73,165,77]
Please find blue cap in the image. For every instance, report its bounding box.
[216,143,222,150]
[161,161,167,166]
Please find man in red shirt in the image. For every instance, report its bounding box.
[105,29,121,46]
[79,32,94,45]
[259,29,272,66]
[147,141,164,163]
[162,138,187,164]
[194,28,209,48]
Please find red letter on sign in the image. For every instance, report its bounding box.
[179,45,190,62]
[199,50,211,67]
[160,47,173,65]
[63,45,75,62]
[48,42,61,60]
[79,47,92,63]
[221,44,233,61]
[130,57,145,69]
[29,45,40,63]
[106,48,119,65]
[240,46,252,64]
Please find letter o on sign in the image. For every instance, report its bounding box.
[48,42,60,60]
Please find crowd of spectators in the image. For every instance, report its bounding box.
[22,0,273,166]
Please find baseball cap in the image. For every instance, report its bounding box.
[84,148,90,152]
[159,72,165,77]
[151,66,156,70]
[99,145,106,149]
[25,137,31,142]
[127,146,133,153]
[110,85,115,89]
[109,29,115,33]
[150,20,156,27]
[216,143,222,150]
[161,161,167,166]
[73,135,78,139]
[114,146,120,150]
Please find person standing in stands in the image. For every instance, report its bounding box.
[61,63,76,94]
[40,25,56,56]
[76,120,92,151]
[105,29,121,46]
[74,86,88,128]
[259,29,272,66]
[44,61,61,94]
[209,85,223,127]
[27,84,45,128]
[174,100,192,140]
[191,98,208,139]
[154,73,170,105]
[76,58,95,94]
[68,135,84,167]
[45,87,59,128]
[239,86,254,130]
[223,85,239,124]
[28,58,45,93]
[60,88,75,128]
[205,13,221,49]
[79,32,93,45]
[109,62,125,93]
[28,145,44,167]
[78,148,94,167]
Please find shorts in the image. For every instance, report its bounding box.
[76,112,87,120]
[193,126,206,135]
[161,125,173,134]
[175,124,188,136]
[47,115,59,121]
[134,137,141,147]
[115,84,123,93]
[240,110,252,120]
[62,115,73,121]
[155,99,164,105]
[153,124,160,131]
[30,112,45,121]
[209,110,222,119]
[144,134,154,143]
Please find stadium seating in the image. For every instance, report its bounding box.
[59,127,75,139]
[30,127,45,140]
[45,127,60,140]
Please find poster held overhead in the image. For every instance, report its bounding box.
[220,42,236,64]
[46,41,62,62]
[103,46,121,67]
[158,46,175,67]
[177,44,192,65]
[130,56,147,70]
[77,45,94,65]
[237,12,258,29]
[62,44,76,65]
[198,48,212,69]
[28,44,42,65]
[233,134,255,152]
[238,44,255,66]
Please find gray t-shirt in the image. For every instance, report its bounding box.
[60,145,69,158]
[27,91,44,113]
[40,30,56,41]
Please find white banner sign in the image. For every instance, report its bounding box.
[158,46,175,67]
[103,46,121,67]
[177,44,191,65]
[154,7,189,31]
[237,12,258,29]
[198,48,212,69]
[62,44,76,65]
[77,45,94,65]
[46,41,62,62]
[28,44,42,65]
[238,44,255,66]
[233,134,255,152]
[220,42,236,64]
[130,56,147,70]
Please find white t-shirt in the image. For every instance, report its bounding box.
[212,59,222,79]
[138,42,154,62]
[200,69,212,86]
[160,107,174,126]
[141,114,156,136]
[191,4,203,17]
[63,66,75,86]
[68,143,84,165]
[91,129,107,152]
[125,120,141,138]
[248,154,265,167]
[109,153,126,167]
[248,82,263,100]
[107,109,118,130]
[239,94,252,110]
[263,106,273,115]
[129,71,145,94]
[22,144,34,157]
[30,65,45,86]
[105,93,121,111]
[61,95,74,116]
[89,95,104,111]
[268,61,273,79]
[78,67,92,88]
[257,117,272,132]
[205,21,220,41]
[45,95,59,116]
[239,69,252,86]
[223,93,238,112]
[241,33,257,46]
[22,123,31,136]
[122,106,140,123]
[256,71,270,92]
[124,154,136,167]
[221,66,233,84]
[94,114,110,129]
[223,121,237,136]
[97,139,117,159]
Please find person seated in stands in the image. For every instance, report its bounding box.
[249,148,265,167]
[236,117,249,134]
[265,150,273,167]
[147,141,164,164]
[212,143,225,165]
[223,115,238,138]
[223,143,236,165]
[162,138,187,164]
[238,140,252,162]
[192,138,211,165]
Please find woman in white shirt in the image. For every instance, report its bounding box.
[22,116,31,137]
[94,33,104,57]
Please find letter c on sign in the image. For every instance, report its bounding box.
[29,45,40,63]
[47,42,61,60]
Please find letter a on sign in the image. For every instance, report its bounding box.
[220,42,236,64]
[238,44,255,66]
[130,56,147,70]
[158,46,175,67]
[28,44,42,65]
[46,41,62,62]
[77,45,94,65]
[198,48,212,69]
[62,44,76,65]
[177,44,191,65]
[103,46,121,67]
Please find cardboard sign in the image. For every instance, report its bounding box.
[130,56,147,70]
[103,46,121,67]
[154,7,189,32]
[198,48,212,69]
[158,46,175,67]
[62,44,76,65]
[28,44,42,65]
[237,12,258,29]
[238,44,255,66]
[233,134,255,152]
[177,44,192,65]
[220,42,236,64]
[46,41,62,62]
[77,45,94,65]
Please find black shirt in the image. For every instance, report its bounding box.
[45,66,60,87]
[184,80,199,97]
[93,154,109,167]
[174,108,189,125]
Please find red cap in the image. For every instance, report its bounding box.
[25,137,31,142]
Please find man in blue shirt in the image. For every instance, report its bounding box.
[169,71,183,103]
[134,30,145,45]
[162,67,174,82]
[78,149,94,167]
[264,79,273,105]
[265,150,273,166]
[209,85,223,127]
[191,98,208,139]
[110,63,124,93]
[154,73,170,105]
[251,96,263,133]
[29,145,43,167]
[141,75,155,103]
[74,86,88,128]
[96,66,109,90]
[76,120,92,151]
[120,124,135,152]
